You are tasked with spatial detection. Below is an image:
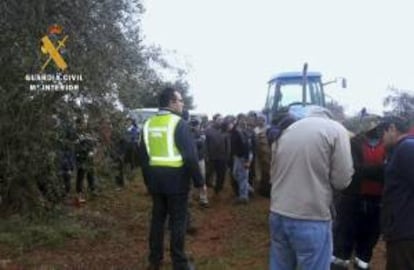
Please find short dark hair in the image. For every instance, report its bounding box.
[247,110,257,118]
[379,115,410,133]
[190,118,200,127]
[236,113,247,122]
[279,115,296,130]
[159,87,178,108]
[213,113,222,121]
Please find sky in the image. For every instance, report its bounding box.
[141,0,414,117]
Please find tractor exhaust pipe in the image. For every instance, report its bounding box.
[302,63,308,106]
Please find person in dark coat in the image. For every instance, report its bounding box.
[74,118,97,202]
[332,115,385,270]
[205,114,230,194]
[140,87,203,270]
[230,113,252,203]
[190,118,208,207]
[380,116,414,270]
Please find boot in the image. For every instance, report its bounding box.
[354,257,370,270]
[331,256,350,270]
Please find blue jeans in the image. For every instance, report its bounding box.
[269,212,332,270]
[232,157,249,199]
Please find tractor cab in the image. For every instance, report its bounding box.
[264,66,346,122]
[264,72,325,121]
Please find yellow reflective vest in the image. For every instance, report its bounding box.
[143,113,184,167]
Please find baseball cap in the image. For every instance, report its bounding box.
[356,114,382,134]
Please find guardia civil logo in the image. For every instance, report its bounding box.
[40,24,68,72]
[25,24,83,92]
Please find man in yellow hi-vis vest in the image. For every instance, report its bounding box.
[140,87,203,270]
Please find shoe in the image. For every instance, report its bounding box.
[77,193,86,204]
[354,257,370,270]
[248,185,254,195]
[331,256,350,270]
[199,201,209,208]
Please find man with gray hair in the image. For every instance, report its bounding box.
[269,106,354,270]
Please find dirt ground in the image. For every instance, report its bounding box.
[0,177,387,270]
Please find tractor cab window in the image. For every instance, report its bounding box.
[266,79,324,113]
[276,83,308,107]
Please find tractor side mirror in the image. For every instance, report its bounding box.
[323,77,347,89]
[341,78,347,89]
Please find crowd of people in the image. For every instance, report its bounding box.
[269,107,414,270]
[140,88,414,270]
[55,113,141,204]
[55,87,414,270]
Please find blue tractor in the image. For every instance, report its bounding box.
[264,63,346,122]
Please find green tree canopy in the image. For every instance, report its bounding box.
[383,87,414,124]
[0,0,193,213]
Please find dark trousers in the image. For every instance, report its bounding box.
[76,168,95,193]
[258,168,270,198]
[149,193,189,270]
[206,160,227,193]
[248,153,256,187]
[125,142,139,170]
[386,240,414,270]
[228,159,239,196]
[333,194,381,263]
[62,171,71,194]
[115,158,125,187]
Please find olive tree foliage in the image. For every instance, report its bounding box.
[383,87,414,124]
[326,100,363,135]
[325,100,346,121]
[342,87,414,134]
[119,45,195,110]
[0,0,193,213]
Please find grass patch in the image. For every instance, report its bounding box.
[0,211,97,255]
[226,200,270,269]
[196,257,232,270]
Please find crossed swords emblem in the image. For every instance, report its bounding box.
[40,25,68,72]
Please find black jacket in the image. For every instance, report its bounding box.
[382,136,414,241]
[192,129,206,161]
[230,126,250,161]
[205,125,230,161]
[139,111,203,194]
